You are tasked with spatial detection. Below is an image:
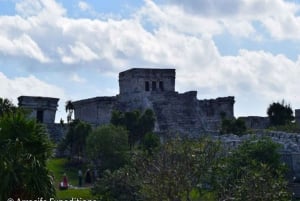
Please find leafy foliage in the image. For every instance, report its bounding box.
[65,100,74,123]
[111,109,155,148]
[0,112,55,200]
[86,124,129,173]
[0,97,16,117]
[220,117,247,135]
[268,122,300,133]
[216,138,291,201]
[134,137,220,201]
[267,100,294,126]
[60,119,92,160]
[92,166,141,201]
[140,132,160,154]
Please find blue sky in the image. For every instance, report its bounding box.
[1,0,300,122]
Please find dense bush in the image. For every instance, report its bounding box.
[0,112,55,200]
[220,117,247,136]
[86,124,129,173]
[267,100,294,126]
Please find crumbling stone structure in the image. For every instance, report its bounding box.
[239,116,270,130]
[18,96,59,123]
[296,109,300,127]
[18,96,65,142]
[73,68,235,136]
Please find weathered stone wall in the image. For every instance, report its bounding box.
[72,68,235,135]
[296,109,300,127]
[199,96,235,131]
[239,116,270,130]
[217,131,300,180]
[18,96,59,124]
[150,91,205,136]
[45,123,67,143]
[73,96,116,125]
[116,90,234,136]
[119,68,175,95]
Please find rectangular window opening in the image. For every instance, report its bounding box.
[37,110,44,123]
[159,81,164,91]
[152,81,157,91]
[145,81,150,91]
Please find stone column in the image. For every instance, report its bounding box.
[295,109,300,127]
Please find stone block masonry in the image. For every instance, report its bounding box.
[73,68,234,137]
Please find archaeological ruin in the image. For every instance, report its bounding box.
[17,68,300,196]
[72,68,235,136]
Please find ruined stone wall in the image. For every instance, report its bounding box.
[198,96,235,131]
[239,116,270,130]
[150,91,206,137]
[296,109,300,127]
[73,96,116,125]
[45,123,67,143]
[72,68,235,135]
[217,131,300,181]
[18,96,59,124]
[119,68,175,95]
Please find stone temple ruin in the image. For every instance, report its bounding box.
[72,68,235,136]
[18,96,66,142]
[16,68,300,195]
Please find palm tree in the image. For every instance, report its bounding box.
[0,111,55,200]
[0,97,16,117]
[65,100,74,123]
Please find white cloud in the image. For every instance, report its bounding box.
[70,73,86,83]
[0,34,50,62]
[0,72,66,105]
[78,1,91,12]
[15,0,66,18]
[1,0,300,117]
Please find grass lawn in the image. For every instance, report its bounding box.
[47,158,95,199]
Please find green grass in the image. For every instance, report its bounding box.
[47,158,95,199]
[56,188,93,199]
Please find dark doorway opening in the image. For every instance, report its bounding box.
[37,110,44,123]
[159,81,164,91]
[145,81,150,91]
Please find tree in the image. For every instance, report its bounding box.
[92,166,142,201]
[0,112,55,200]
[216,138,291,201]
[267,100,294,126]
[111,109,155,148]
[220,117,246,136]
[134,137,220,201]
[65,100,74,123]
[0,98,16,117]
[86,124,129,172]
[60,119,92,161]
[140,132,160,154]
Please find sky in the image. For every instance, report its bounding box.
[1,0,300,122]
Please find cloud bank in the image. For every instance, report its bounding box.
[0,0,300,117]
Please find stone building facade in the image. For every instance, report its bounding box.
[18,96,66,142]
[239,116,270,130]
[73,68,235,136]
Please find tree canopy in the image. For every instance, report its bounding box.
[220,117,247,135]
[216,138,290,201]
[59,119,92,160]
[65,100,74,123]
[267,100,294,126]
[0,98,16,117]
[0,111,55,200]
[86,124,129,172]
[111,109,155,148]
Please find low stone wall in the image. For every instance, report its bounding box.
[216,131,300,181]
[45,123,67,143]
